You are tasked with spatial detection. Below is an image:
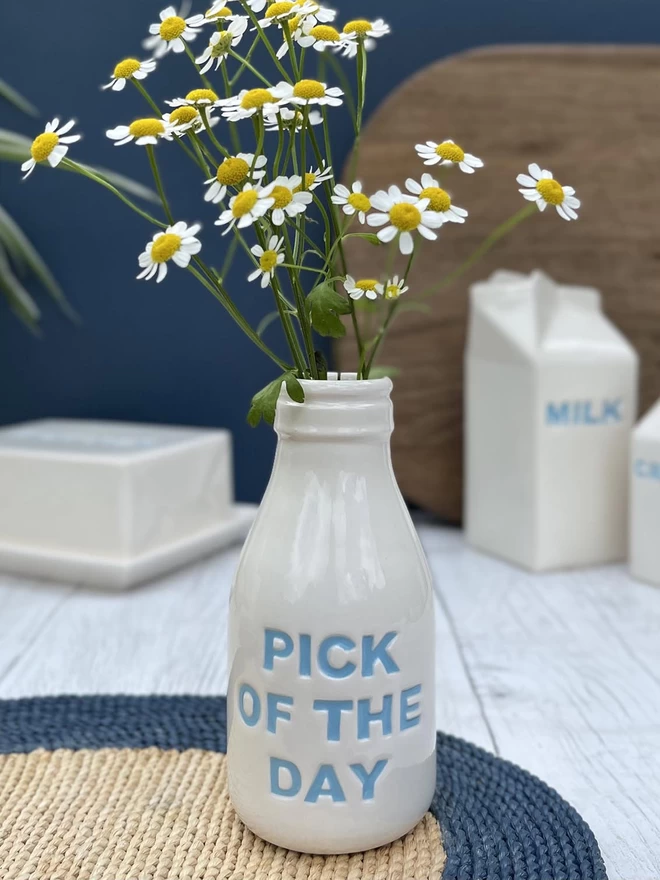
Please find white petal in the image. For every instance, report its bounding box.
[377,225,398,243]
[517,174,537,187]
[248,268,261,282]
[367,213,389,228]
[399,232,414,254]
[418,224,437,241]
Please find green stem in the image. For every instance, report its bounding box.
[221,64,242,154]
[238,2,293,83]
[61,159,167,228]
[418,204,537,299]
[189,260,291,370]
[230,35,260,87]
[282,228,318,378]
[229,49,272,86]
[131,79,162,116]
[189,132,212,176]
[184,42,215,91]
[146,146,174,225]
[200,107,230,158]
[273,117,286,177]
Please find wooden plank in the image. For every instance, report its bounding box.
[420,524,660,880]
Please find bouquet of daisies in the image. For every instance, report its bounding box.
[20,0,580,424]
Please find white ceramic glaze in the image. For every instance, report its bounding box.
[465,270,638,572]
[227,375,436,854]
[630,399,660,586]
[0,419,252,589]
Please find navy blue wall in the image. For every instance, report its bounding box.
[1,0,658,502]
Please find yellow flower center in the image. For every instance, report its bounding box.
[212,32,233,55]
[536,178,565,206]
[113,58,141,79]
[310,25,340,42]
[232,189,259,217]
[293,172,317,193]
[285,14,301,32]
[241,88,275,110]
[293,79,326,100]
[385,283,402,300]
[129,119,166,138]
[159,16,187,41]
[30,132,59,162]
[216,156,250,185]
[356,279,380,292]
[169,106,199,125]
[260,250,279,272]
[151,233,182,263]
[389,203,422,232]
[348,192,371,213]
[207,5,232,16]
[435,141,465,163]
[266,1,294,17]
[185,88,218,103]
[343,19,372,35]
[420,186,451,213]
[271,185,293,209]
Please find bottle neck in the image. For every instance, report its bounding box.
[274,374,394,444]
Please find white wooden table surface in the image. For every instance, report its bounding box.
[0,521,658,880]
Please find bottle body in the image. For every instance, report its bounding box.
[227,377,436,854]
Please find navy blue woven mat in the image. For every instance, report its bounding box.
[0,695,607,880]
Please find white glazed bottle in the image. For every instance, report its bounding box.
[227,374,436,855]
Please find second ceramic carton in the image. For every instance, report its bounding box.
[465,270,638,571]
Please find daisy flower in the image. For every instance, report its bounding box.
[279,79,344,107]
[218,85,289,121]
[195,18,248,73]
[264,107,322,131]
[332,181,371,223]
[188,2,239,25]
[296,22,350,53]
[244,0,269,11]
[405,174,468,224]
[344,275,383,301]
[416,139,483,174]
[102,58,157,92]
[137,222,202,283]
[248,236,285,288]
[215,183,276,234]
[106,118,174,146]
[21,118,81,179]
[384,275,409,300]
[296,163,333,191]
[517,163,580,221]
[299,2,336,25]
[143,6,203,58]
[167,88,220,108]
[367,185,444,255]
[259,1,317,27]
[338,18,389,56]
[269,175,313,226]
[163,106,208,136]
[204,153,267,203]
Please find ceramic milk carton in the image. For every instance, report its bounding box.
[630,400,660,586]
[465,270,638,571]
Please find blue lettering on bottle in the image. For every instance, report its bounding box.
[634,459,660,481]
[267,693,293,734]
[318,636,357,679]
[357,695,393,740]
[264,629,294,670]
[270,758,301,797]
[304,765,347,803]
[362,633,400,677]
[350,760,388,800]
[400,685,422,731]
[238,683,261,727]
[313,699,354,741]
[546,398,623,426]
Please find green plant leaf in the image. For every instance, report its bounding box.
[307,281,352,338]
[0,129,31,161]
[0,204,78,321]
[75,163,160,203]
[247,371,305,427]
[0,80,38,117]
[368,365,401,379]
[345,232,382,246]
[0,242,41,332]
[256,309,297,339]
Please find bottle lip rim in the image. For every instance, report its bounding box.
[295,373,393,400]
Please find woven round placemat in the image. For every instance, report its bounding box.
[0,695,608,880]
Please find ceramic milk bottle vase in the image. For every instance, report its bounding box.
[227,374,436,854]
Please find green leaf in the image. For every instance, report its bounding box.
[247,372,305,427]
[0,242,41,332]
[0,204,78,321]
[347,233,382,246]
[368,365,401,379]
[256,309,296,338]
[0,80,38,117]
[307,282,352,338]
[0,129,31,161]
